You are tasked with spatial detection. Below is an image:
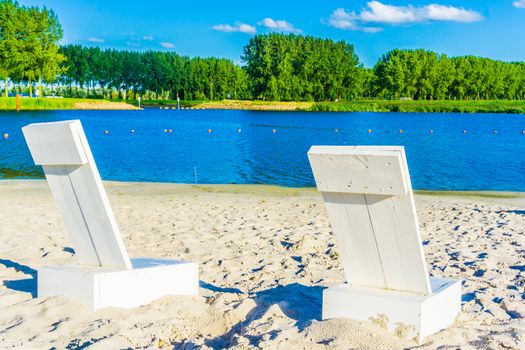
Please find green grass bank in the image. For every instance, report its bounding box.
[0,97,138,110]
[309,99,525,113]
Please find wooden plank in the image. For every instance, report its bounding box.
[322,192,386,289]
[366,193,431,295]
[309,145,431,295]
[65,163,132,269]
[22,120,88,166]
[42,165,101,266]
[308,146,408,196]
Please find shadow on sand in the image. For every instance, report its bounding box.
[195,282,324,349]
[0,259,37,297]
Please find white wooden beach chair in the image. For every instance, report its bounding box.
[22,120,198,310]
[308,146,461,342]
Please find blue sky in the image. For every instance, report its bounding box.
[19,0,525,67]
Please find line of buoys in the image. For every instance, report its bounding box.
[101,128,525,135]
[3,133,8,140]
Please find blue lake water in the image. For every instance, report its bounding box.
[0,109,524,191]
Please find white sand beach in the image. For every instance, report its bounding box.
[0,180,524,349]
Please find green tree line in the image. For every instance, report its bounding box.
[36,37,525,102]
[58,45,250,100]
[373,49,525,100]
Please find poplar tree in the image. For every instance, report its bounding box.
[0,0,21,97]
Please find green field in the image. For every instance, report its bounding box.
[0,97,95,110]
[309,100,525,113]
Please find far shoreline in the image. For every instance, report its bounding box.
[2,97,525,113]
[140,99,525,114]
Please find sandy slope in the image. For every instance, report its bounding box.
[195,100,313,111]
[0,181,524,349]
[73,101,140,110]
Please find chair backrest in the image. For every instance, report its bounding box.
[22,120,132,270]
[308,146,431,295]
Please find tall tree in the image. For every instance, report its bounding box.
[0,0,21,97]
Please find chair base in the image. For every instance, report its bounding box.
[323,277,461,343]
[38,258,199,310]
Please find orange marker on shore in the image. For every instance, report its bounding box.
[3,133,8,140]
[208,129,212,133]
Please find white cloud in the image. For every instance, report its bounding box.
[212,22,257,34]
[159,42,175,49]
[327,8,358,30]
[142,35,154,41]
[327,8,382,32]
[513,0,525,8]
[259,18,302,33]
[328,1,483,32]
[87,37,105,43]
